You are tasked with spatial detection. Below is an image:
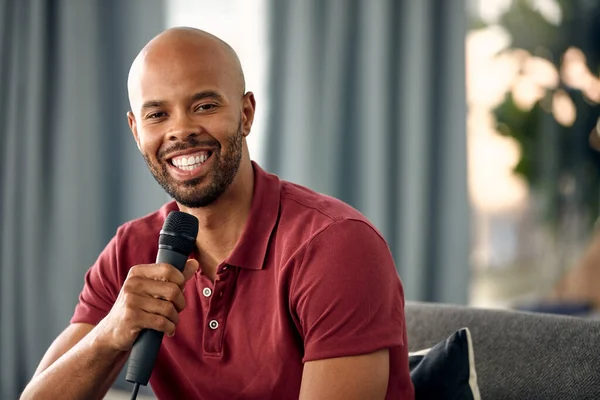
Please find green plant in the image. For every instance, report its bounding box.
[474,0,600,228]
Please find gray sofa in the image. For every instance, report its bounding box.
[405,301,600,399]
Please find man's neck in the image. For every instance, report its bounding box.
[177,161,254,279]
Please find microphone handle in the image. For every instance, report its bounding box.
[125,248,189,385]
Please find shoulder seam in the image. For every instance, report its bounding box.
[281,193,338,222]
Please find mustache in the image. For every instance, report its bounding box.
[157,136,221,159]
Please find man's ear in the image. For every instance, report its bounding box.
[241,92,256,137]
[127,111,141,150]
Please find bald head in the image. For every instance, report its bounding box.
[127,27,246,114]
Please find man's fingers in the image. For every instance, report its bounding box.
[128,263,186,286]
[182,259,199,283]
[138,312,177,337]
[123,275,186,311]
[138,296,180,326]
[144,280,186,312]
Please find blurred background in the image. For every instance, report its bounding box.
[2,0,600,398]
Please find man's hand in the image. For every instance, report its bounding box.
[93,259,199,352]
[21,259,199,400]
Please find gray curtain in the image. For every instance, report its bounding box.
[0,0,167,397]
[265,0,469,303]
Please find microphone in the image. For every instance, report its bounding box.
[126,211,199,390]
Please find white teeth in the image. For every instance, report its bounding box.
[172,152,210,171]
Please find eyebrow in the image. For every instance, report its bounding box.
[140,100,165,110]
[140,91,226,111]
[191,90,226,103]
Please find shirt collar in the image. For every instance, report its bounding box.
[225,161,281,270]
[166,162,280,270]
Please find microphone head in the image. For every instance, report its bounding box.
[158,211,199,255]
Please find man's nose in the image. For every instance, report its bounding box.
[166,111,199,141]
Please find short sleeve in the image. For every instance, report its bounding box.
[290,219,407,362]
[70,231,124,325]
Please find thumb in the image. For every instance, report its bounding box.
[182,258,199,283]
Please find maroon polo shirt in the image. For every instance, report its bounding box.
[71,162,414,399]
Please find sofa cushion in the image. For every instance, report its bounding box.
[409,328,480,400]
[405,301,600,399]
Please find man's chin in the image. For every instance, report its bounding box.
[165,183,220,208]
[171,194,220,208]
[163,170,209,189]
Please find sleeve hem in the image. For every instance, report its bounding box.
[70,305,107,326]
[302,338,405,363]
[69,316,102,326]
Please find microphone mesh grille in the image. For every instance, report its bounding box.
[158,211,199,254]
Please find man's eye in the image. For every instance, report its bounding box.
[195,104,216,112]
[148,112,166,119]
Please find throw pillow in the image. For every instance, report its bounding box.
[409,327,481,400]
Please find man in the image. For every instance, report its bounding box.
[21,27,414,399]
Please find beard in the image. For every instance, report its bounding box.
[143,120,243,208]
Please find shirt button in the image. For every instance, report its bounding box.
[209,320,219,330]
[202,287,212,297]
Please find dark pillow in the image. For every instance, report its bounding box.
[409,327,481,400]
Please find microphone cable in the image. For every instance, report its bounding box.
[130,382,141,400]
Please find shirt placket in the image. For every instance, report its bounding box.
[203,264,237,356]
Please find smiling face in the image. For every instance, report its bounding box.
[127,28,255,208]
[141,114,244,208]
